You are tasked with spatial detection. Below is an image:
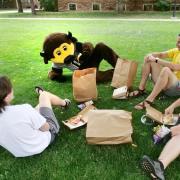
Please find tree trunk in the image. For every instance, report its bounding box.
[16,0,23,13]
[117,0,124,13]
[30,0,36,15]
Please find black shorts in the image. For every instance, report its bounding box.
[39,107,60,144]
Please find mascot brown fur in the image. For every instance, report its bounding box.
[40,32,119,83]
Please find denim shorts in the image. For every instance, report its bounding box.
[164,81,180,96]
[39,107,60,144]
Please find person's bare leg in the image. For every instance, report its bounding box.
[146,67,178,102]
[135,67,178,110]
[139,58,161,90]
[158,135,180,169]
[129,59,161,97]
[38,90,66,109]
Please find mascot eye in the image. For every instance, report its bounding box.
[63,46,67,51]
[56,51,61,56]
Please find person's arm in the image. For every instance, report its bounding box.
[146,51,180,71]
[39,122,50,132]
[146,51,169,60]
[154,58,180,71]
[165,98,180,114]
[25,104,50,131]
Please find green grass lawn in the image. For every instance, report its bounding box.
[1,10,180,19]
[0,18,180,180]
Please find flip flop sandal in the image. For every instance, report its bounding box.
[35,86,44,95]
[129,88,146,98]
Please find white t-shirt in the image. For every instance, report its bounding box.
[0,104,51,157]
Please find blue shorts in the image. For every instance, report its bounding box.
[164,81,180,96]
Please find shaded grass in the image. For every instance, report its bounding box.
[0,19,180,180]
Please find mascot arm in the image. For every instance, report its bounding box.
[48,67,66,82]
[82,42,94,57]
[78,42,94,64]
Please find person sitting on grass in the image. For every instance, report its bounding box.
[129,34,180,110]
[140,98,180,180]
[0,75,71,157]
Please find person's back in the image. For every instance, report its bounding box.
[0,104,51,157]
[0,75,70,157]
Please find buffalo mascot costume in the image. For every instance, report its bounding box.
[40,32,119,83]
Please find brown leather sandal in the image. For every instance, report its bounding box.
[134,100,153,110]
[129,88,146,98]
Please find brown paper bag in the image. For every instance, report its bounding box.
[146,106,163,124]
[73,68,98,102]
[86,110,133,144]
[111,58,138,88]
[145,106,179,125]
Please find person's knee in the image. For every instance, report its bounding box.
[143,57,152,66]
[159,67,171,78]
[39,91,49,101]
[144,56,148,63]
[161,67,171,74]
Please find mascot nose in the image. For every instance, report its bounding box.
[64,55,75,64]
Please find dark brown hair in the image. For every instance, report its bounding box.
[0,76,12,113]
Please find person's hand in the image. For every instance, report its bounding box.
[145,54,156,63]
[170,125,180,136]
[165,105,174,115]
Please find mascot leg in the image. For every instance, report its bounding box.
[48,68,66,82]
[91,43,118,82]
[90,42,119,68]
[96,69,114,83]
[79,42,119,82]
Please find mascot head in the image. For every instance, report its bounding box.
[40,32,77,64]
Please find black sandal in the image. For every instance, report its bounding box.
[61,99,71,109]
[35,86,44,95]
[129,88,146,98]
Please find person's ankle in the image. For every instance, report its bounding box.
[63,100,66,106]
[146,98,154,103]
[157,159,165,171]
[139,86,145,91]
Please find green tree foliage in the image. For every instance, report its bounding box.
[154,0,170,11]
[40,0,57,11]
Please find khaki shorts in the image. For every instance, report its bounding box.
[164,81,180,96]
[39,107,60,144]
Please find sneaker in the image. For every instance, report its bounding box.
[140,155,165,180]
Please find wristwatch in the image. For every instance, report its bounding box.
[155,58,159,63]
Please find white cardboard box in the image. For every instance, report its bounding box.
[112,86,128,99]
